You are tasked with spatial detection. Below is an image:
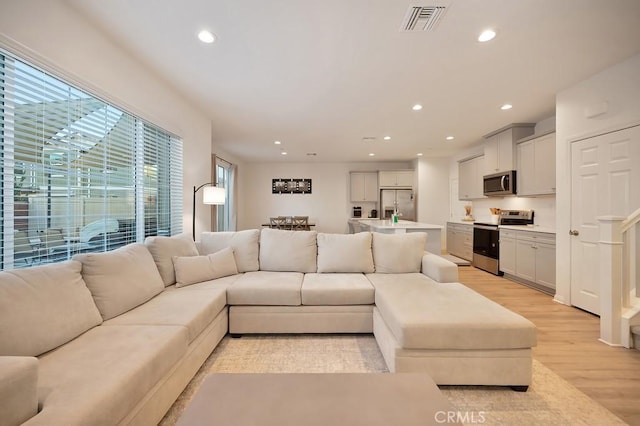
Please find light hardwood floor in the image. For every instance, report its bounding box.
[457,266,640,425]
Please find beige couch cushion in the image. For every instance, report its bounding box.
[0,261,102,356]
[371,232,427,273]
[367,273,537,350]
[259,228,318,273]
[301,273,375,305]
[104,285,227,342]
[173,247,238,287]
[74,244,165,320]
[0,356,38,426]
[316,232,374,273]
[200,230,260,272]
[33,325,187,426]
[227,271,303,306]
[144,233,199,286]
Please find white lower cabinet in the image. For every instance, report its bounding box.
[446,222,473,261]
[534,241,556,289]
[499,228,555,293]
[515,239,537,282]
[498,230,516,275]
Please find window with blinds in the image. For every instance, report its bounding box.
[0,50,183,270]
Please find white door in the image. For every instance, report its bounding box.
[570,125,640,314]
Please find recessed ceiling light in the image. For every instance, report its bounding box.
[198,30,216,44]
[478,29,496,42]
[383,136,391,141]
[417,153,423,157]
[281,151,287,155]
[412,104,423,111]
[274,140,281,145]
[501,104,513,110]
[446,136,455,141]
[369,153,375,157]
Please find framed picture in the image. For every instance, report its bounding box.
[272,178,312,194]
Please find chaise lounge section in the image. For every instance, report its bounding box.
[0,228,536,425]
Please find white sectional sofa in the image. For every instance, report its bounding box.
[0,228,536,426]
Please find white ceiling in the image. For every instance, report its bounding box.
[67,0,640,163]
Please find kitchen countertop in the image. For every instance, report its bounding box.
[356,219,443,230]
[499,225,556,234]
[446,220,475,226]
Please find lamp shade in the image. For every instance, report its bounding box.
[203,186,225,205]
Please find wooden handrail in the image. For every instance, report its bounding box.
[621,207,640,233]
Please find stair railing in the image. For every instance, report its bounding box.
[598,207,640,348]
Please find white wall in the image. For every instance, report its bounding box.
[415,157,451,250]
[555,53,640,305]
[238,161,411,233]
[0,0,213,236]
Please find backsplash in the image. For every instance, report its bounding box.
[469,196,556,229]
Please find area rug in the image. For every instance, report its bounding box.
[160,335,625,426]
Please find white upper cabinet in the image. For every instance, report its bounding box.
[350,172,379,202]
[483,124,535,175]
[379,170,414,188]
[458,155,485,200]
[516,131,556,196]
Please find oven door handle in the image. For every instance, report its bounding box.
[474,225,498,231]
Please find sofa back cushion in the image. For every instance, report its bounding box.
[372,232,427,273]
[317,232,374,273]
[173,247,239,287]
[200,229,260,272]
[144,233,199,286]
[75,244,165,320]
[259,228,318,273]
[0,261,102,356]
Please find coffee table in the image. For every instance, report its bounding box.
[176,373,460,426]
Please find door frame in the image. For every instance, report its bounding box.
[560,122,640,308]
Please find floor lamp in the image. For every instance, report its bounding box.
[193,183,226,240]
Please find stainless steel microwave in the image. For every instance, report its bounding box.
[483,170,516,196]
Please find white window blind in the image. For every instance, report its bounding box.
[0,50,183,270]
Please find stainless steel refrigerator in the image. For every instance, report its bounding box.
[379,189,415,221]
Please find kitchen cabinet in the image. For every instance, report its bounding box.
[378,170,414,188]
[499,228,556,293]
[498,229,517,275]
[458,155,485,200]
[483,124,535,175]
[446,222,473,261]
[516,131,556,196]
[350,172,378,202]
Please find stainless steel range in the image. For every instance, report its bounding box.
[472,210,534,275]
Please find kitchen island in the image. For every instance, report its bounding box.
[349,219,443,255]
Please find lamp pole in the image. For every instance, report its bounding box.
[192,182,214,240]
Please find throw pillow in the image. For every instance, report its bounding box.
[317,232,374,273]
[173,247,239,287]
[0,260,102,356]
[259,228,318,273]
[74,244,165,320]
[372,232,427,273]
[144,233,199,286]
[200,229,260,272]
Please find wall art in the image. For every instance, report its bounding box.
[272,178,312,194]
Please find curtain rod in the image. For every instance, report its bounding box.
[213,154,232,167]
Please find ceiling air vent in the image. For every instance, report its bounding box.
[400,6,447,31]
